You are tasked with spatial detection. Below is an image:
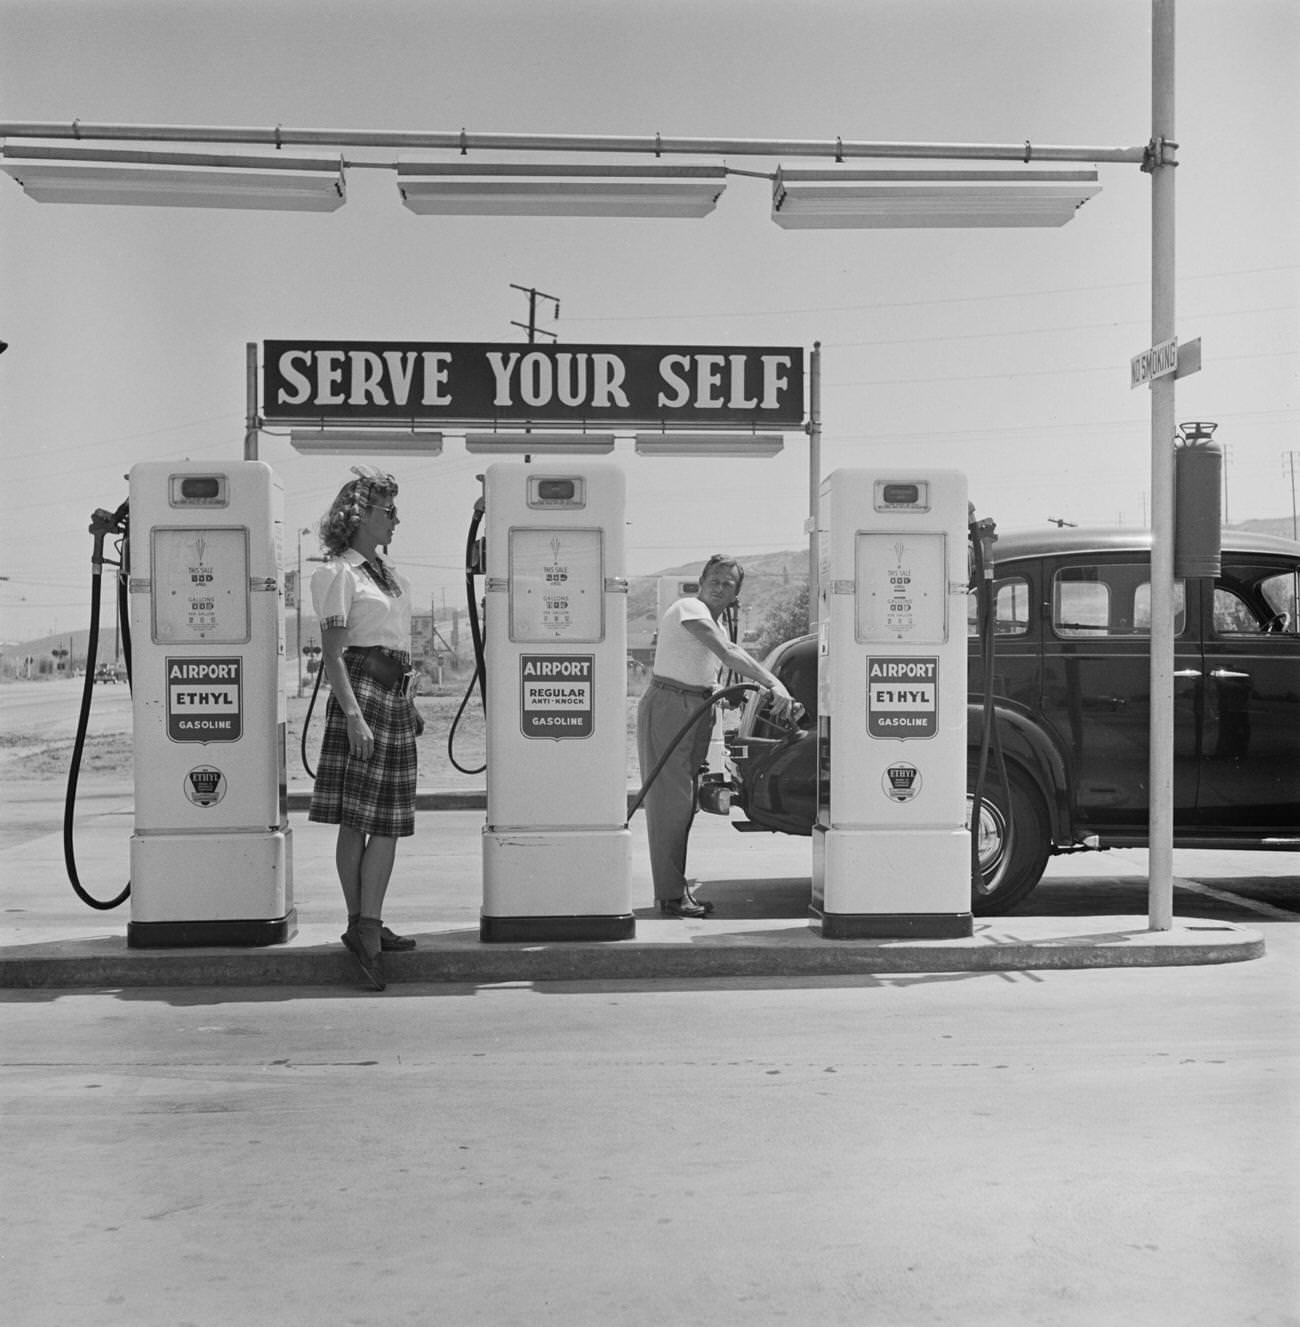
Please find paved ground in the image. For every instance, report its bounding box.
[4,926,1298,1327]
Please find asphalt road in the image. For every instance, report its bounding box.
[4,932,1298,1327]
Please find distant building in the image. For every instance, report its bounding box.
[411,612,436,663]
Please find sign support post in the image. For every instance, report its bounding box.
[1147,0,1176,931]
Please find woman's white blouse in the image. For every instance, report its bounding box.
[310,549,412,652]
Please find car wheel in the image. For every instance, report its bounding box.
[966,759,1051,916]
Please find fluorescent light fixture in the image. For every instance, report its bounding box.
[289,431,443,455]
[464,433,616,454]
[397,163,726,218]
[1,146,346,211]
[634,433,785,457]
[771,166,1101,229]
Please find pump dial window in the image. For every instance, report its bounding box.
[874,480,930,512]
[169,475,229,507]
[508,527,604,642]
[528,476,586,509]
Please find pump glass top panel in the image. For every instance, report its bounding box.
[508,528,605,643]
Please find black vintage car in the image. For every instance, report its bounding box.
[707,528,1300,914]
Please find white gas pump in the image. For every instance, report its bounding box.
[127,460,294,947]
[480,462,632,941]
[813,468,971,939]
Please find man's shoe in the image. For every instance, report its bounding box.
[658,896,707,918]
[380,925,416,952]
[683,883,714,915]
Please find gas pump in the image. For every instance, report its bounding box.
[480,462,633,941]
[813,468,972,939]
[127,460,295,947]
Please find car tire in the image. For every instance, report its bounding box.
[967,758,1051,916]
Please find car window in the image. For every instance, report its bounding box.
[1213,587,1267,634]
[1132,580,1187,634]
[1260,569,1299,633]
[968,575,1031,638]
[1213,567,1300,635]
[1053,563,1185,638]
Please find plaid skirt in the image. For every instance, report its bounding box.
[308,650,417,838]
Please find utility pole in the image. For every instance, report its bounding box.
[510,285,561,463]
[1285,451,1299,540]
[510,284,560,342]
[1221,442,1232,526]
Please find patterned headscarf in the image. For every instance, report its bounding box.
[318,466,399,556]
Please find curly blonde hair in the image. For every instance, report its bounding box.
[318,466,399,556]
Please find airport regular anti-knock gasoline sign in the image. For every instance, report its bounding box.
[866,656,938,739]
[520,654,594,739]
[262,341,805,427]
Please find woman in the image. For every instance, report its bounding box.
[637,554,798,917]
[309,467,422,990]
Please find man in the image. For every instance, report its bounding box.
[637,555,798,916]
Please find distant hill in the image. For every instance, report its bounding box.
[627,550,809,648]
[1230,516,1299,540]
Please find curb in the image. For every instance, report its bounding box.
[0,922,1265,990]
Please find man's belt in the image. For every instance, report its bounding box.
[650,674,714,698]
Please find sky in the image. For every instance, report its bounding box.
[1,0,1297,643]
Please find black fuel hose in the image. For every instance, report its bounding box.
[448,503,487,775]
[626,682,765,820]
[968,518,1009,892]
[64,505,132,910]
[300,662,325,780]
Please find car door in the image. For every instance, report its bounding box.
[1195,554,1300,830]
[1037,554,1199,830]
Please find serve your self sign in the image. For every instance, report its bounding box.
[262,341,805,426]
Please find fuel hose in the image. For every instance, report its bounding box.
[626,682,764,820]
[64,504,132,910]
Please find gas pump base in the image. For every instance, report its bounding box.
[128,829,296,949]
[811,825,973,940]
[481,828,634,943]
[127,912,298,949]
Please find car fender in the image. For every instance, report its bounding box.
[967,700,1074,847]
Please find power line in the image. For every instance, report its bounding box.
[826,346,1297,388]
[561,264,1300,323]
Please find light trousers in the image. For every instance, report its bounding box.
[636,681,714,901]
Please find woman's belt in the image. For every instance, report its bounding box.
[649,674,714,698]
[344,645,414,695]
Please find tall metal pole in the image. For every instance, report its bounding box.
[1147,0,1177,930]
[808,341,822,610]
[244,341,259,461]
[295,528,304,698]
